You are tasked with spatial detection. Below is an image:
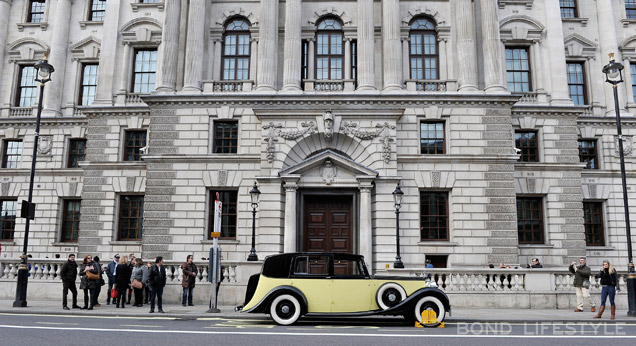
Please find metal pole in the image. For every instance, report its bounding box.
[247,205,258,261]
[13,82,45,307]
[394,207,404,268]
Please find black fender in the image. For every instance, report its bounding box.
[244,285,308,314]
[381,287,451,316]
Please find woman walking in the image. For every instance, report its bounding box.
[130,258,145,307]
[78,255,90,309]
[593,260,620,319]
[79,255,100,310]
[115,256,131,308]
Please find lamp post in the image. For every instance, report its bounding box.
[393,183,404,269]
[13,54,54,307]
[602,53,636,317]
[247,181,260,261]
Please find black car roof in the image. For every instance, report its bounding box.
[261,252,365,278]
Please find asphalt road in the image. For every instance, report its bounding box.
[1,313,635,346]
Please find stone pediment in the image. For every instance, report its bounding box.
[70,36,101,60]
[564,34,597,58]
[279,150,378,185]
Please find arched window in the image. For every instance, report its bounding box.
[222,18,251,80]
[315,18,343,80]
[409,18,438,80]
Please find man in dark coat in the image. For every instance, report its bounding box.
[105,254,120,305]
[60,254,80,310]
[181,255,198,306]
[147,256,167,313]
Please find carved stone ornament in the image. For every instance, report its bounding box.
[37,135,53,156]
[262,121,317,163]
[320,159,337,185]
[323,110,334,139]
[615,135,633,157]
[342,122,396,163]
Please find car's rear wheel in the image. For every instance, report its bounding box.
[412,296,446,327]
[270,294,301,325]
[376,283,407,310]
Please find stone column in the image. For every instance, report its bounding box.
[358,179,374,271]
[256,0,278,91]
[0,0,13,92]
[455,0,478,91]
[597,0,626,113]
[94,0,123,105]
[543,0,571,104]
[624,59,635,106]
[283,178,300,253]
[438,38,447,81]
[344,38,352,80]
[357,0,375,90]
[307,38,315,80]
[155,0,181,93]
[402,38,410,81]
[531,41,544,92]
[182,0,205,92]
[42,0,72,116]
[249,38,258,81]
[479,0,505,93]
[212,39,222,81]
[118,43,132,95]
[589,57,602,108]
[282,0,301,91]
[382,0,402,90]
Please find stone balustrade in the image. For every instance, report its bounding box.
[9,107,34,117]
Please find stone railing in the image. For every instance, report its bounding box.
[126,93,145,104]
[9,107,34,117]
[202,80,254,93]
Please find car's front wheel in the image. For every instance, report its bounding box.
[412,295,446,327]
[270,294,301,325]
[376,283,407,310]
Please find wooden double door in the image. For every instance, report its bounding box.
[303,195,353,253]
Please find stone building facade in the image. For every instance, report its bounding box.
[0,0,634,272]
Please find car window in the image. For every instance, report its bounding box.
[293,255,329,275]
[333,258,366,276]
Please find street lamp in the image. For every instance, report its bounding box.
[247,181,260,261]
[13,54,54,307]
[602,52,636,317]
[393,183,404,269]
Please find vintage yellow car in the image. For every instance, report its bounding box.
[238,252,450,326]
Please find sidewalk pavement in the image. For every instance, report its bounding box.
[0,299,633,323]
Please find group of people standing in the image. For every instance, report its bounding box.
[60,254,199,313]
[569,257,621,319]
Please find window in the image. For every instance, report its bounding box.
[132,49,157,94]
[293,255,330,275]
[222,19,250,82]
[567,62,586,105]
[583,202,604,246]
[16,66,38,107]
[0,199,17,240]
[316,18,344,81]
[213,121,238,154]
[505,47,531,92]
[28,0,46,23]
[2,140,22,169]
[516,197,544,244]
[351,40,357,81]
[420,122,445,154]
[627,0,636,20]
[515,131,538,162]
[208,190,237,239]
[631,64,636,103]
[578,139,598,169]
[409,18,438,80]
[141,0,161,3]
[118,195,144,240]
[123,130,146,162]
[559,0,577,19]
[67,139,86,168]
[80,64,98,106]
[89,0,105,21]
[61,200,81,242]
[420,191,449,241]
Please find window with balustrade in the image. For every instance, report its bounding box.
[505,47,531,93]
[0,199,17,240]
[118,195,144,241]
[222,18,251,85]
[567,62,587,105]
[80,64,98,106]
[409,17,438,80]
[559,0,578,19]
[515,131,539,162]
[67,139,87,168]
[578,139,598,169]
[89,0,105,21]
[208,190,238,239]
[15,66,38,107]
[627,0,636,20]
[132,49,157,94]
[61,200,81,242]
[517,197,544,244]
[420,191,449,241]
[583,201,605,246]
[123,130,147,162]
[28,0,46,23]
[2,140,22,169]
[315,18,344,82]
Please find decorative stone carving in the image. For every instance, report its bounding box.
[37,136,53,155]
[323,110,334,139]
[263,121,318,163]
[320,160,337,185]
[615,135,633,156]
[219,170,227,186]
[342,122,396,163]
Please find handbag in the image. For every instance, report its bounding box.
[582,279,591,289]
[86,270,100,280]
[132,279,143,289]
[110,288,118,299]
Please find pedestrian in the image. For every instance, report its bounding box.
[181,255,198,306]
[126,253,136,305]
[142,262,151,304]
[593,260,620,319]
[569,257,596,312]
[530,258,543,268]
[79,255,90,309]
[425,259,433,269]
[105,254,120,305]
[147,256,166,313]
[130,258,144,307]
[115,256,131,308]
[60,254,80,310]
[79,255,101,310]
[93,256,104,306]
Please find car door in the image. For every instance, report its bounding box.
[329,256,374,313]
[289,255,332,313]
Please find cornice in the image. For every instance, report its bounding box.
[577,116,636,127]
[398,155,519,163]
[78,106,150,118]
[511,105,588,118]
[0,117,87,127]
[141,154,260,163]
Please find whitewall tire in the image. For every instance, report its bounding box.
[413,295,446,327]
[270,294,301,325]
[376,283,407,310]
